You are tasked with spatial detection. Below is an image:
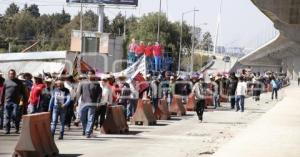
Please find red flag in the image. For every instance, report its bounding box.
[134,72,149,93]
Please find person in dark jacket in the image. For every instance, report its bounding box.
[228,72,238,109]
[76,70,102,138]
[39,78,53,112]
[2,69,27,134]
[0,71,5,129]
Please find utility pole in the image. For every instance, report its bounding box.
[80,1,83,53]
[178,13,184,73]
[214,0,223,54]
[123,11,127,40]
[191,8,197,73]
[178,9,199,73]
[98,4,105,33]
[157,0,162,42]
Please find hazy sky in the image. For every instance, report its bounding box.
[0,0,277,49]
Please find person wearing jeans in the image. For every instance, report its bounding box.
[76,70,102,138]
[145,42,154,72]
[28,74,45,114]
[49,79,71,140]
[2,69,27,134]
[94,76,112,129]
[271,76,278,100]
[235,77,247,112]
[152,42,162,72]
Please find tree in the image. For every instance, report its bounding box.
[201,32,214,51]
[26,4,40,18]
[110,12,125,36]
[5,3,19,17]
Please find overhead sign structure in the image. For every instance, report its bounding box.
[66,0,138,6]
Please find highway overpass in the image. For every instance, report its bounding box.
[236,0,300,81]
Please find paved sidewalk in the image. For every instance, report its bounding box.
[213,84,300,157]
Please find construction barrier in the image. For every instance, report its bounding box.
[132,99,157,125]
[205,96,213,107]
[154,99,171,120]
[185,94,195,111]
[169,95,186,116]
[101,105,129,134]
[13,112,59,157]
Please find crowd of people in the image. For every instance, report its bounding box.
[127,39,163,72]
[0,68,288,140]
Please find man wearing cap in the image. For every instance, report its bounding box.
[28,74,45,114]
[117,75,131,120]
[192,76,207,122]
[39,77,53,112]
[2,69,27,134]
[0,71,5,129]
[76,70,102,138]
[49,79,71,140]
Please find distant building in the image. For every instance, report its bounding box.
[216,46,246,58]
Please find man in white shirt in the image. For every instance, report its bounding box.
[235,77,248,112]
[94,75,113,130]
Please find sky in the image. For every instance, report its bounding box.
[0,0,278,49]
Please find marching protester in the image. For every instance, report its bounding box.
[117,75,131,120]
[271,76,279,100]
[49,79,71,140]
[27,74,45,114]
[64,75,77,130]
[235,76,247,112]
[74,74,87,126]
[39,77,54,112]
[149,76,162,111]
[212,74,222,109]
[76,70,102,138]
[252,72,263,102]
[94,75,112,130]
[2,69,27,134]
[0,71,5,130]
[128,79,139,119]
[192,75,206,122]
[228,72,238,109]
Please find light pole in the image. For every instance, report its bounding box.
[214,0,223,54]
[178,9,199,74]
[157,0,162,42]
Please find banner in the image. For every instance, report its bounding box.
[66,0,138,6]
[113,55,146,81]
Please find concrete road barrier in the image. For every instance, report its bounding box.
[169,95,186,116]
[132,99,157,126]
[13,112,59,157]
[185,94,195,111]
[154,99,171,120]
[101,105,129,134]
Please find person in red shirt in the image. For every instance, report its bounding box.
[27,74,45,114]
[128,38,138,67]
[145,42,154,72]
[153,42,163,72]
[135,41,145,60]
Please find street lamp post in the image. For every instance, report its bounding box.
[178,9,199,74]
[157,0,162,42]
